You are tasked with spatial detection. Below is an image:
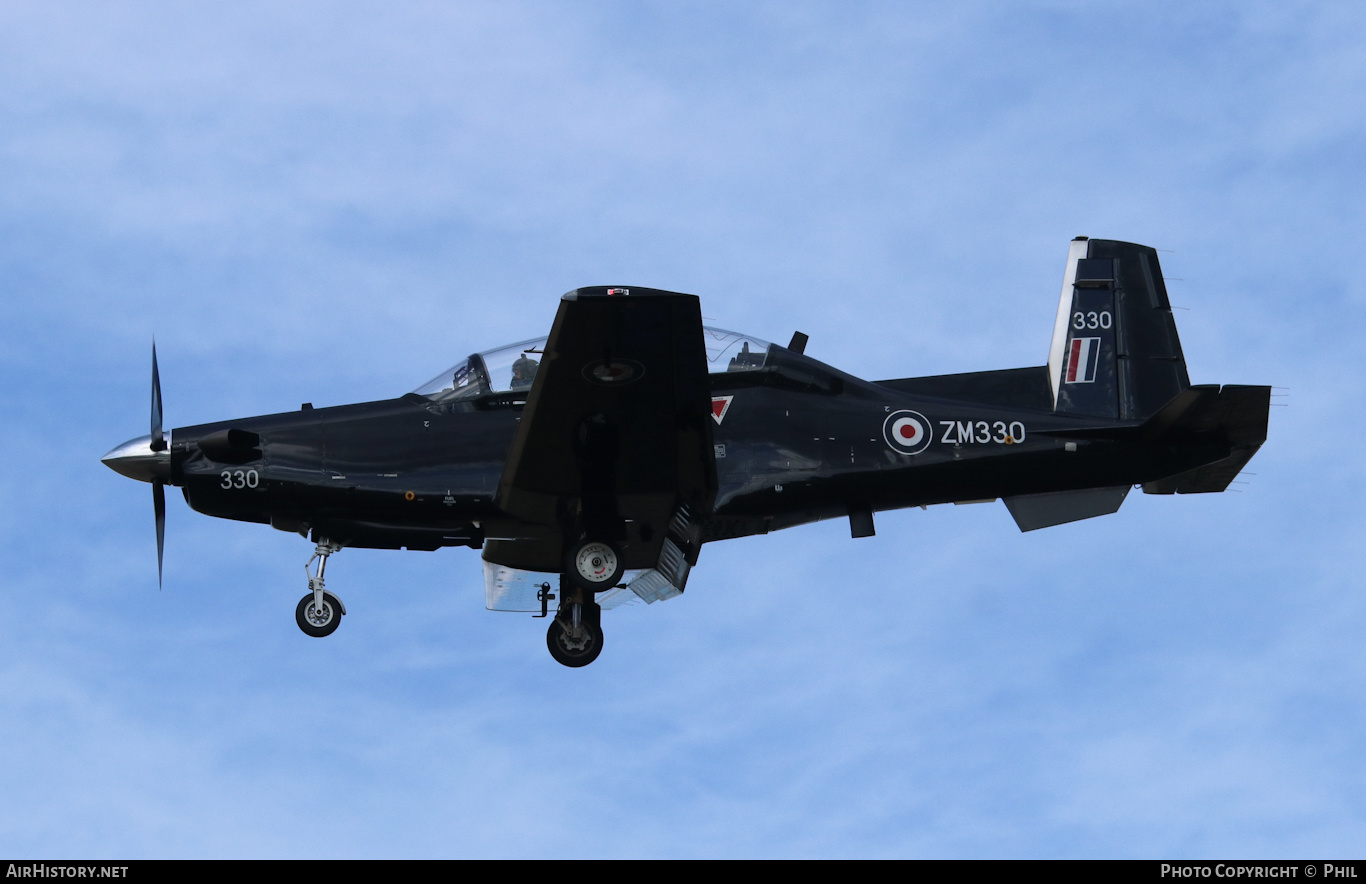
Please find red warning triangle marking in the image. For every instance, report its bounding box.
[711,395,734,425]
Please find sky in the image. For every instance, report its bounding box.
[0,0,1362,859]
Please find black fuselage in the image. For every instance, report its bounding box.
[171,345,1230,554]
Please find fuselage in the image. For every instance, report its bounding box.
[166,344,1229,552]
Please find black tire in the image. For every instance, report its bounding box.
[295,591,343,638]
[565,539,623,592]
[547,617,604,667]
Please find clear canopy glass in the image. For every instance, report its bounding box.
[701,327,771,372]
[414,327,772,402]
[413,336,547,403]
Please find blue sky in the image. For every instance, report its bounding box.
[1,1,1362,858]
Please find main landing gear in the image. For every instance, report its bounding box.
[296,539,346,638]
[544,537,620,667]
[568,539,622,591]
[549,598,603,666]
[546,586,604,668]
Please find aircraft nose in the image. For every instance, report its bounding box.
[101,433,171,484]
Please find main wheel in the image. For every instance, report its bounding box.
[566,539,623,592]
[295,591,343,638]
[547,617,604,667]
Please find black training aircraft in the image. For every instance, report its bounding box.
[103,238,1269,667]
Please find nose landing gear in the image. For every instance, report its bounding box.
[296,590,344,637]
[296,539,346,638]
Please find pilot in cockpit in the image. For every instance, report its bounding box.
[727,340,765,371]
[510,353,539,390]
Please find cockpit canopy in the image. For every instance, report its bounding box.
[414,327,773,403]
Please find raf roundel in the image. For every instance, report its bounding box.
[582,358,645,386]
[883,410,933,455]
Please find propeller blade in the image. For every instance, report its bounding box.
[154,479,166,588]
[151,342,165,452]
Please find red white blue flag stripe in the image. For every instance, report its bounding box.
[1064,336,1101,384]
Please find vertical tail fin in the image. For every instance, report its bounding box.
[1047,237,1190,420]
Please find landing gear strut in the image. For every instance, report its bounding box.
[296,539,346,637]
[546,576,603,667]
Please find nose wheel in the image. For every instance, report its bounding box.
[296,590,343,637]
[297,539,346,638]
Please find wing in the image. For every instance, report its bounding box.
[484,286,716,580]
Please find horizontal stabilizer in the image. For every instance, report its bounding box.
[1142,384,1270,494]
[1142,447,1259,494]
[1003,485,1130,532]
[1146,384,1270,444]
[1136,385,1222,438]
